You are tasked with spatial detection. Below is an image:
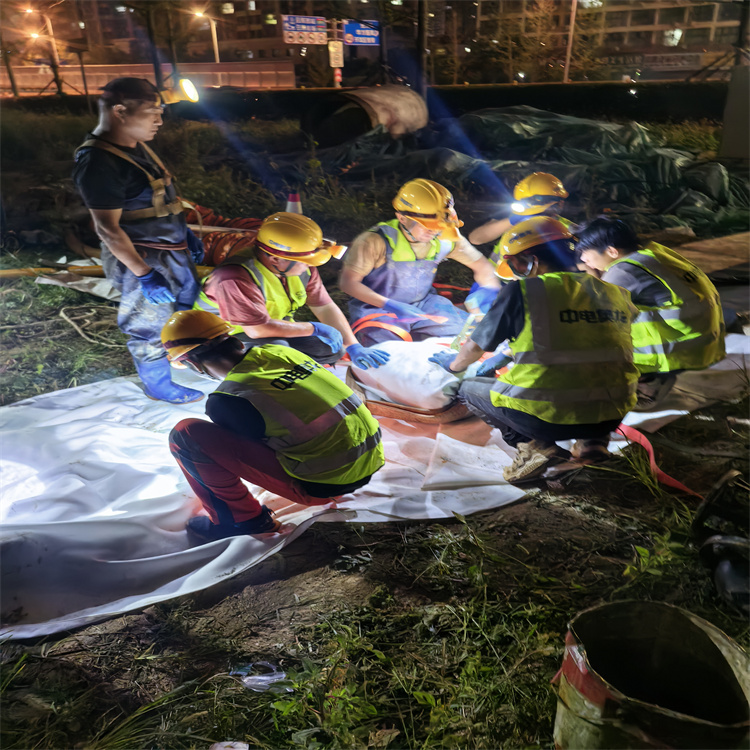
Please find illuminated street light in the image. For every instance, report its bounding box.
[518,71,526,79]
[25,7,64,94]
[193,11,220,63]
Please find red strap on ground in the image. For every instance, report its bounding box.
[616,424,703,498]
[432,283,471,291]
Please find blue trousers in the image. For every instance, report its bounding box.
[351,293,468,347]
[102,245,199,365]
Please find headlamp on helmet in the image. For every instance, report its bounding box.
[512,172,568,216]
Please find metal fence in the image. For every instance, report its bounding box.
[0,61,296,96]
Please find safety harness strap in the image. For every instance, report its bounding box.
[352,312,413,342]
[76,138,184,221]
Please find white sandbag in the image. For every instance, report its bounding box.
[351,338,481,410]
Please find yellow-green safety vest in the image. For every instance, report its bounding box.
[489,216,574,268]
[375,219,455,261]
[490,272,639,424]
[215,344,384,485]
[606,243,725,374]
[194,252,310,333]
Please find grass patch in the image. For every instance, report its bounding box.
[3,469,747,749]
[642,119,722,153]
[0,249,131,403]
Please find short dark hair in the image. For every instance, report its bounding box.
[576,217,641,255]
[187,336,244,366]
[521,238,578,271]
[99,78,159,109]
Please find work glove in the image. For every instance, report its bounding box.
[465,285,498,314]
[186,228,205,265]
[310,322,344,352]
[475,351,512,378]
[347,343,390,370]
[382,298,427,321]
[428,349,463,374]
[138,269,176,304]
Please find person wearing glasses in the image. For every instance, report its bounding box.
[195,212,389,370]
[340,179,500,343]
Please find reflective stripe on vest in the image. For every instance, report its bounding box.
[490,273,638,424]
[490,216,573,267]
[608,243,725,373]
[375,219,455,262]
[74,138,184,221]
[215,344,384,484]
[195,253,310,327]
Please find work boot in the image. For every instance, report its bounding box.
[136,358,203,404]
[503,441,571,482]
[571,439,611,465]
[186,506,282,544]
[634,373,677,412]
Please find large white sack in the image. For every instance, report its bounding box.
[351,338,482,410]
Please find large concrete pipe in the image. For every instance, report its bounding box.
[301,84,429,147]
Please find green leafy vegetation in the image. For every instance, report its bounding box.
[644,119,722,153]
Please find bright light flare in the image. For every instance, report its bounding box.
[180,78,199,102]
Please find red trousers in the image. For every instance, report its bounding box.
[169,418,332,525]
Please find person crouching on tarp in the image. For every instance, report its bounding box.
[161,310,385,543]
[195,212,389,371]
[576,217,725,411]
[429,217,639,483]
[339,179,500,344]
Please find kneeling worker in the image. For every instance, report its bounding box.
[340,179,500,344]
[430,217,639,482]
[196,212,389,370]
[468,172,572,273]
[577,217,725,410]
[161,310,385,542]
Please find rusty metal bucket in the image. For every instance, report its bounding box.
[553,601,750,749]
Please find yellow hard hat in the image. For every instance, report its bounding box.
[511,172,568,216]
[255,212,345,267]
[495,216,574,279]
[161,310,234,361]
[393,178,464,241]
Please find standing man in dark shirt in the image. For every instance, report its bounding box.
[72,77,204,404]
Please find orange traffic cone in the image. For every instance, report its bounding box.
[285,192,303,214]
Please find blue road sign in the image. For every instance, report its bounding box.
[342,20,380,46]
[281,15,327,45]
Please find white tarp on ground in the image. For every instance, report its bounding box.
[1,334,748,639]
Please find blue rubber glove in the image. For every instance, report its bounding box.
[476,351,513,378]
[186,228,205,264]
[138,269,176,304]
[428,350,462,373]
[383,298,427,321]
[310,322,343,352]
[347,343,390,370]
[465,286,498,314]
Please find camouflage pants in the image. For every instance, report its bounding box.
[102,244,199,365]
